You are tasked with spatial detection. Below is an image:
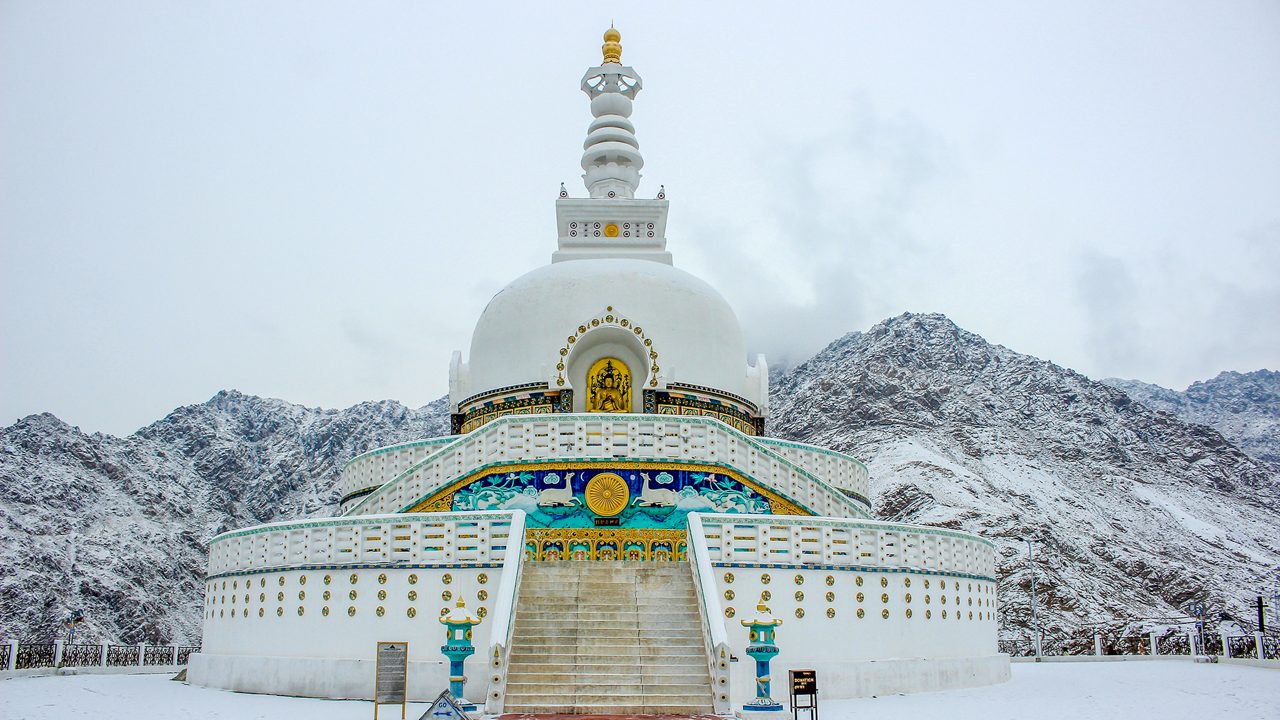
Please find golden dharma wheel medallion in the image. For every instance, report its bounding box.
[584,472,630,516]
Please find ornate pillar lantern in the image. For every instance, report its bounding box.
[439,598,482,710]
[740,593,784,712]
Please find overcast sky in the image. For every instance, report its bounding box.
[2,1,1278,435]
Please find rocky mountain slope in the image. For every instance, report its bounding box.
[0,392,447,644]
[769,313,1279,642]
[2,314,1276,646]
[1103,371,1280,469]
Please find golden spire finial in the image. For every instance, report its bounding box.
[602,26,622,64]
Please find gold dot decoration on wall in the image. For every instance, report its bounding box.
[604,223,620,237]
[478,590,489,602]
[924,579,930,589]
[322,606,330,617]
[881,609,889,619]
[881,593,889,604]
[258,608,264,617]
[795,591,804,602]
[926,609,932,619]
[794,574,804,586]
[942,609,948,619]
[941,595,947,605]
[278,576,285,587]
[244,594,249,604]
[408,574,418,585]
[478,607,488,618]
[298,591,306,601]
[723,572,735,584]
[905,592,912,603]
[323,590,331,601]
[969,611,974,620]
[904,577,911,588]
[969,583,973,592]
[725,607,736,618]
[408,590,418,601]
[855,575,864,587]
[478,573,488,585]
[324,574,332,585]
[939,580,947,590]
[221,581,226,590]
[440,608,450,616]
[761,590,772,602]
[348,606,357,617]
[880,577,888,588]
[585,473,630,516]
[297,606,304,616]
[968,597,973,606]
[350,574,358,585]
[826,608,835,619]
[260,578,266,588]
[443,573,453,585]
[378,590,387,601]
[378,573,388,585]
[795,608,805,619]
[233,580,238,590]
[825,591,835,603]
[761,573,771,585]
[724,589,735,601]
[376,606,385,617]
[856,592,865,603]
[825,575,835,587]
[277,591,285,602]
[906,608,913,619]
[299,575,307,585]
[349,590,358,601]
[276,607,284,617]
[407,607,417,618]
[442,590,453,602]
[856,608,865,619]
[925,595,931,604]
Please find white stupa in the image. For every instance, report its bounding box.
[188,29,1008,713]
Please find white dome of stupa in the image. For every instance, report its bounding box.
[447,28,768,428]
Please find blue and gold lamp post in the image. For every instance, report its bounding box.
[439,598,482,711]
[741,593,784,712]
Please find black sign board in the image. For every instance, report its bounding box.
[594,517,621,526]
[375,642,408,719]
[789,669,817,720]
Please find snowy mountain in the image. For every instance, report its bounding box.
[0,392,447,644]
[768,313,1279,642]
[1103,371,1280,469]
[2,315,1276,646]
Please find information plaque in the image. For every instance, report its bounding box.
[374,641,409,719]
[789,669,817,720]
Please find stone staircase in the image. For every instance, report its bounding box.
[503,561,715,714]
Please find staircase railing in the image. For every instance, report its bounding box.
[687,513,733,715]
[484,509,527,715]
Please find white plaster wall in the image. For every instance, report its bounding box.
[727,654,1010,703]
[200,566,502,663]
[189,653,491,702]
[463,258,748,403]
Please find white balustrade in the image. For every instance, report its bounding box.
[206,511,518,577]
[344,414,872,520]
[694,514,996,580]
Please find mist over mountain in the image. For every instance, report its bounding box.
[2,314,1275,645]
[1103,370,1280,469]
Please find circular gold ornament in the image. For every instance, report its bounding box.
[880,577,888,588]
[258,608,264,617]
[826,608,836,619]
[762,590,772,602]
[725,607,736,618]
[407,607,417,618]
[604,223,620,237]
[323,590,331,601]
[724,572,734,584]
[378,590,387,601]
[856,592,865,603]
[324,574,332,585]
[408,590,417,601]
[297,606,304,616]
[904,577,911,588]
[349,590,358,601]
[277,592,284,602]
[299,575,307,585]
[442,590,452,602]
[298,591,305,601]
[350,574,358,585]
[795,591,804,602]
[794,574,804,586]
[478,573,488,585]
[905,592,912,603]
[906,608,913,619]
[825,576,835,586]
[856,608,865,619]
[348,606,357,617]
[926,609,932,619]
[795,608,805,619]
[259,593,265,602]
[762,573,771,585]
[825,591,835,603]
[276,607,283,617]
[375,606,385,617]
[924,578,930,589]
[408,574,418,585]
[443,573,452,585]
[881,593,889,604]
[724,589,735,601]
[378,573,388,585]
[278,576,285,586]
[322,606,330,617]
[584,473,630,516]
[855,576,863,587]
[478,607,488,618]
[478,590,488,601]
[881,609,889,619]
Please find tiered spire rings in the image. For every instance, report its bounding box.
[580,28,644,199]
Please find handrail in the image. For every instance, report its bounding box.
[687,513,732,714]
[484,509,527,714]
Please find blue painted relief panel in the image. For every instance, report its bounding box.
[450,467,771,529]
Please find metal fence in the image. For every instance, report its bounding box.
[60,644,104,667]
[105,645,140,666]
[2,643,201,671]
[15,643,56,669]
[176,646,201,665]
[1002,630,1279,660]
[0,644,9,671]
[1262,636,1279,661]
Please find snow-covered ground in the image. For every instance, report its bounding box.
[0,662,1276,720]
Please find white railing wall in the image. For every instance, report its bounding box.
[484,510,527,714]
[207,511,517,577]
[686,513,733,714]
[695,514,996,579]
[346,414,871,520]
[340,436,458,507]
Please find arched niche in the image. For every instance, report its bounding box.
[564,325,649,413]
